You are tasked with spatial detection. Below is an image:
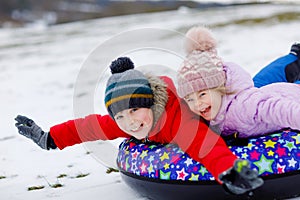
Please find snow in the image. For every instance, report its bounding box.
[0,2,300,200]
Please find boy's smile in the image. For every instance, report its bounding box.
[114,108,154,140]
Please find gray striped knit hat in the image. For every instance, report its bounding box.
[105,57,154,119]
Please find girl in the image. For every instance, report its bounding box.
[15,57,262,195]
[177,26,300,139]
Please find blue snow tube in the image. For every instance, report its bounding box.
[117,129,300,200]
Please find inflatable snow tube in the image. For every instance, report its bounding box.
[117,129,300,200]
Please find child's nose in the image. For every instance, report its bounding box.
[195,99,203,109]
[127,116,135,125]
[125,117,136,131]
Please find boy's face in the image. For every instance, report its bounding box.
[184,89,222,121]
[114,108,154,140]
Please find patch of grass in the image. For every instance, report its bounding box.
[276,12,300,22]
[106,168,119,174]
[75,173,90,178]
[39,176,64,189]
[0,176,6,179]
[57,174,67,178]
[27,185,45,191]
[50,183,63,188]
[214,12,300,27]
[232,12,300,25]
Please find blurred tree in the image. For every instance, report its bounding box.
[0,0,31,13]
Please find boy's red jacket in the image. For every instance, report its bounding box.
[50,76,237,182]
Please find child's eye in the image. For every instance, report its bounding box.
[130,108,139,113]
[185,98,193,103]
[115,115,123,120]
[199,92,206,97]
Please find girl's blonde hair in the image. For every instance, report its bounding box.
[211,84,236,96]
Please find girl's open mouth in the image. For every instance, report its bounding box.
[200,106,211,117]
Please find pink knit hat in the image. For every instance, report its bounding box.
[177,26,226,98]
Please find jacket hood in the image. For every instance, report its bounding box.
[146,74,168,127]
[210,62,254,134]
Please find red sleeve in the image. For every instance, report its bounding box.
[174,103,237,182]
[50,114,130,150]
[186,124,236,183]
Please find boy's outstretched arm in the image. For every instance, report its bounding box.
[15,114,130,150]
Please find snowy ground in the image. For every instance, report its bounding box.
[1,2,300,200]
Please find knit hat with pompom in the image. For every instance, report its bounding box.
[104,57,154,119]
[177,26,226,98]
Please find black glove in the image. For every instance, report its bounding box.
[290,42,300,57]
[286,43,300,83]
[219,159,264,195]
[15,115,50,150]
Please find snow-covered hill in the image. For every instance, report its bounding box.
[0,3,300,200]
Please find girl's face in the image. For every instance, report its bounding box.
[184,89,222,121]
[114,108,154,140]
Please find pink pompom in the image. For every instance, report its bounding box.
[184,26,217,54]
